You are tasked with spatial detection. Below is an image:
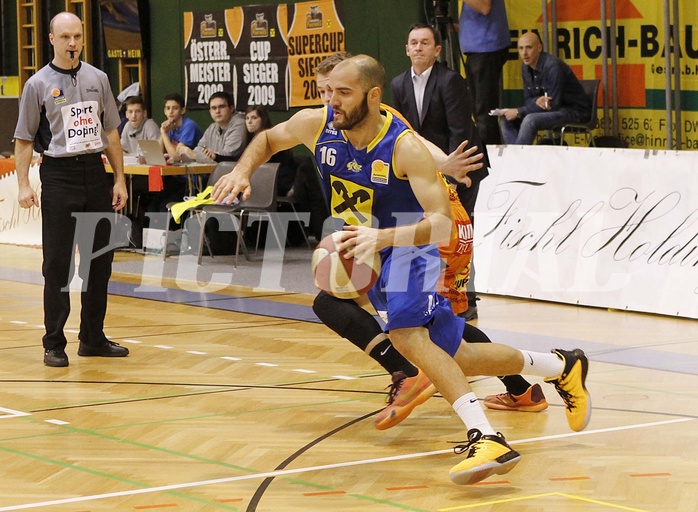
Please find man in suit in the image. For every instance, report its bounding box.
[391,23,487,319]
[390,23,546,413]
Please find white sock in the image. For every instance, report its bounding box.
[519,350,564,379]
[453,393,496,436]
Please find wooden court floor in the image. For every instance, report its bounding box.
[0,245,696,511]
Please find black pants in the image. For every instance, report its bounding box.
[464,48,510,146]
[40,154,115,351]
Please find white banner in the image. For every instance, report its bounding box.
[0,165,43,246]
[474,146,698,319]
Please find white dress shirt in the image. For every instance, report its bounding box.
[411,65,434,121]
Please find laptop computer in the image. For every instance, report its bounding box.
[137,139,167,165]
[137,139,169,166]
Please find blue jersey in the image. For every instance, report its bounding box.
[312,105,464,354]
[313,106,425,231]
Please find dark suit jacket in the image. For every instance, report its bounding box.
[390,62,489,213]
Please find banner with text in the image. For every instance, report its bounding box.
[184,10,236,110]
[287,0,345,107]
[184,1,344,111]
[0,167,42,246]
[503,0,698,149]
[228,3,290,111]
[474,146,698,318]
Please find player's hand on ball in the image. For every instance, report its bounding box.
[337,225,383,265]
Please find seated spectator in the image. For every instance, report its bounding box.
[245,105,296,197]
[177,92,246,163]
[116,82,142,135]
[499,32,591,145]
[159,92,203,160]
[152,93,204,212]
[120,96,160,155]
[119,96,161,245]
[244,105,316,245]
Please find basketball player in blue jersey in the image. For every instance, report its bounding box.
[211,55,591,486]
[313,52,548,429]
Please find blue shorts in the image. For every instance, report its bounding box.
[368,245,464,357]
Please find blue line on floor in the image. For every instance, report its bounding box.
[108,280,319,323]
[2,265,697,376]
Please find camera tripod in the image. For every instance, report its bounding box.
[430,0,465,71]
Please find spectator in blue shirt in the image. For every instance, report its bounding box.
[500,32,591,145]
[146,93,203,213]
[159,93,203,160]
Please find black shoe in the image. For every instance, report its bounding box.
[44,349,69,367]
[458,304,478,321]
[78,340,130,357]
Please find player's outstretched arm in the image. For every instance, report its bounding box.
[211,108,324,204]
[438,140,483,185]
[414,135,483,185]
[395,133,453,247]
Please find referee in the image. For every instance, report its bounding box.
[14,12,130,367]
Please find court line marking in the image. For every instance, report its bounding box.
[507,417,692,445]
[45,419,70,426]
[0,417,690,511]
[0,407,31,419]
[438,491,648,511]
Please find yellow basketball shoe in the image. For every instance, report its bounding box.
[374,369,436,430]
[449,429,521,485]
[545,348,591,432]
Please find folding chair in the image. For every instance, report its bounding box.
[554,79,600,147]
[277,193,312,248]
[194,162,282,266]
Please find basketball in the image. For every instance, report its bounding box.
[311,232,381,299]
